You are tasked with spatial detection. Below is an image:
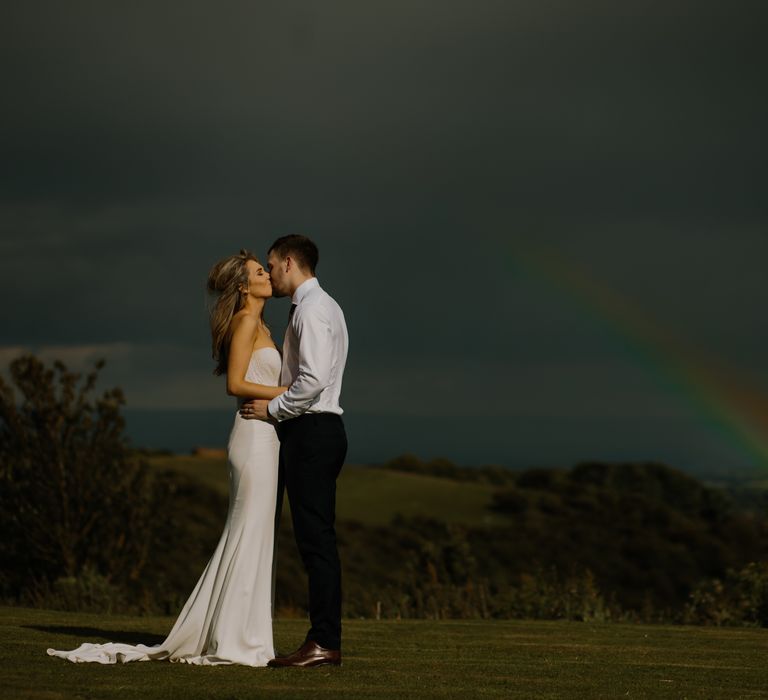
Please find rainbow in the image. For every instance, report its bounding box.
[506,242,768,470]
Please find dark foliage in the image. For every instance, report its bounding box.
[0,355,174,610]
[3,365,766,625]
[485,460,768,613]
[685,562,768,627]
[329,515,621,621]
[173,459,768,624]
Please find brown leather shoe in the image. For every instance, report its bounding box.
[267,640,341,668]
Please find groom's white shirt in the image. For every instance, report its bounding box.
[267,277,348,421]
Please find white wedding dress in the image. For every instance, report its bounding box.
[48,347,281,666]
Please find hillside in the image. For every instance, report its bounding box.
[148,455,503,526]
[139,454,768,622]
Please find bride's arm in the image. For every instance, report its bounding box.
[226,314,287,400]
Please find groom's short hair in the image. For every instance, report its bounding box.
[269,234,319,274]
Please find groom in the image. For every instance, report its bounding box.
[240,234,349,668]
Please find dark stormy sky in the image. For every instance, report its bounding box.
[1,2,766,473]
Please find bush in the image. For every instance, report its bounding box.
[496,567,620,622]
[0,354,172,607]
[22,565,128,614]
[684,562,768,627]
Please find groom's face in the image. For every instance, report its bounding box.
[267,251,289,298]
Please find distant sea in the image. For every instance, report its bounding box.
[124,409,762,478]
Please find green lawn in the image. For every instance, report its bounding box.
[149,455,502,526]
[4,606,767,699]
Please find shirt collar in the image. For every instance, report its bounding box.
[291,277,319,305]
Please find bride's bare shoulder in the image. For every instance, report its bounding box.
[229,310,258,336]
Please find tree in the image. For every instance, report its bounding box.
[0,354,169,603]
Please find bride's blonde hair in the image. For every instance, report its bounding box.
[207,249,260,376]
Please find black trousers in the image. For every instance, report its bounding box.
[275,413,347,650]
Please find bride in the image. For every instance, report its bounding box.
[48,250,286,666]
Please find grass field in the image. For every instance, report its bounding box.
[4,606,767,699]
[148,455,502,526]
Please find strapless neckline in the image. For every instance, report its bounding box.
[252,346,280,356]
[242,346,281,389]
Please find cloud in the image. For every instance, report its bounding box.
[1,2,766,464]
[345,355,694,420]
[0,342,131,369]
[1,1,765,213]
[0,342,228,409]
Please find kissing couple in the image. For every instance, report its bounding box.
[48,234,349,668]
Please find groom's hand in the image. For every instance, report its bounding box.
[239,399,270,420]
